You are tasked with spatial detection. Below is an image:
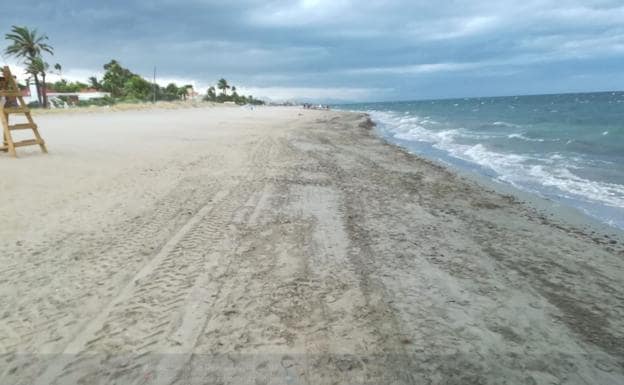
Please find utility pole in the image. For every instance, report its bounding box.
[153,66,157,103]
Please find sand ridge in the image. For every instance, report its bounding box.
[1,106,623,384]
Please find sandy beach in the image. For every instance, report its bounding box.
[1,106,623,384]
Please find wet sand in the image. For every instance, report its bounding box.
[1,106,623,384]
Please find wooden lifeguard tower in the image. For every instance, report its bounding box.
[0,66,47,157]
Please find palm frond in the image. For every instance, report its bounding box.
[4,25,54,60]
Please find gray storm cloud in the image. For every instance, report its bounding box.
[2,0,623,101]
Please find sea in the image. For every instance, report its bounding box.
[337,92,624,230]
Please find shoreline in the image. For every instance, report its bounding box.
[2,107,623,384]
[354,108,624,238]
[367,117,624,242]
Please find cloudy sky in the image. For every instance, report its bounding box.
[1,0,623,102]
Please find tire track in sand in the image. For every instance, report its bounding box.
[0,176,218,351]
[33,138,273,385]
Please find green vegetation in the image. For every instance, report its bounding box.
[4,25,265,108]
[101,59,134,98]
[51,79,89,93]
[4,25,56,107]
[206,87,216,100]
[25,57,50,107]
[77,60,197,105]
[217,78,230,96]
[88,76,102,90]
[203,79,264,105]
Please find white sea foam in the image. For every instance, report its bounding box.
[370,110,624,210]
[508,133,545,142]
[526,166,624,208]
[492,121,517,128]
[458,144,624,208]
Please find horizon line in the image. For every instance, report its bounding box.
[333,89,624,105]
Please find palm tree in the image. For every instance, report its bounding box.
[231,86,240,103]
[217,78,230,96]
[4,26,54,59]
[88,76,102,90]
[4,26,54,105]
[205,86,217,101]
[178,85,193,101]
[54,63,62,78]
[26,57,50,107]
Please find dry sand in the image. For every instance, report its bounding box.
[1,106,623,384]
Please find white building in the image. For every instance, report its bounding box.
[47,90,111,101]
[23,85,110,106]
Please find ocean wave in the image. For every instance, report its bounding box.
[464,146,624,208]
[507,133,546,142]
[370,110,624,210]
[526,166,624,208]
[492,121,518,128]
[394,125,460,145]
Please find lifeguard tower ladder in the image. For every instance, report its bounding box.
[0,66,47,157]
